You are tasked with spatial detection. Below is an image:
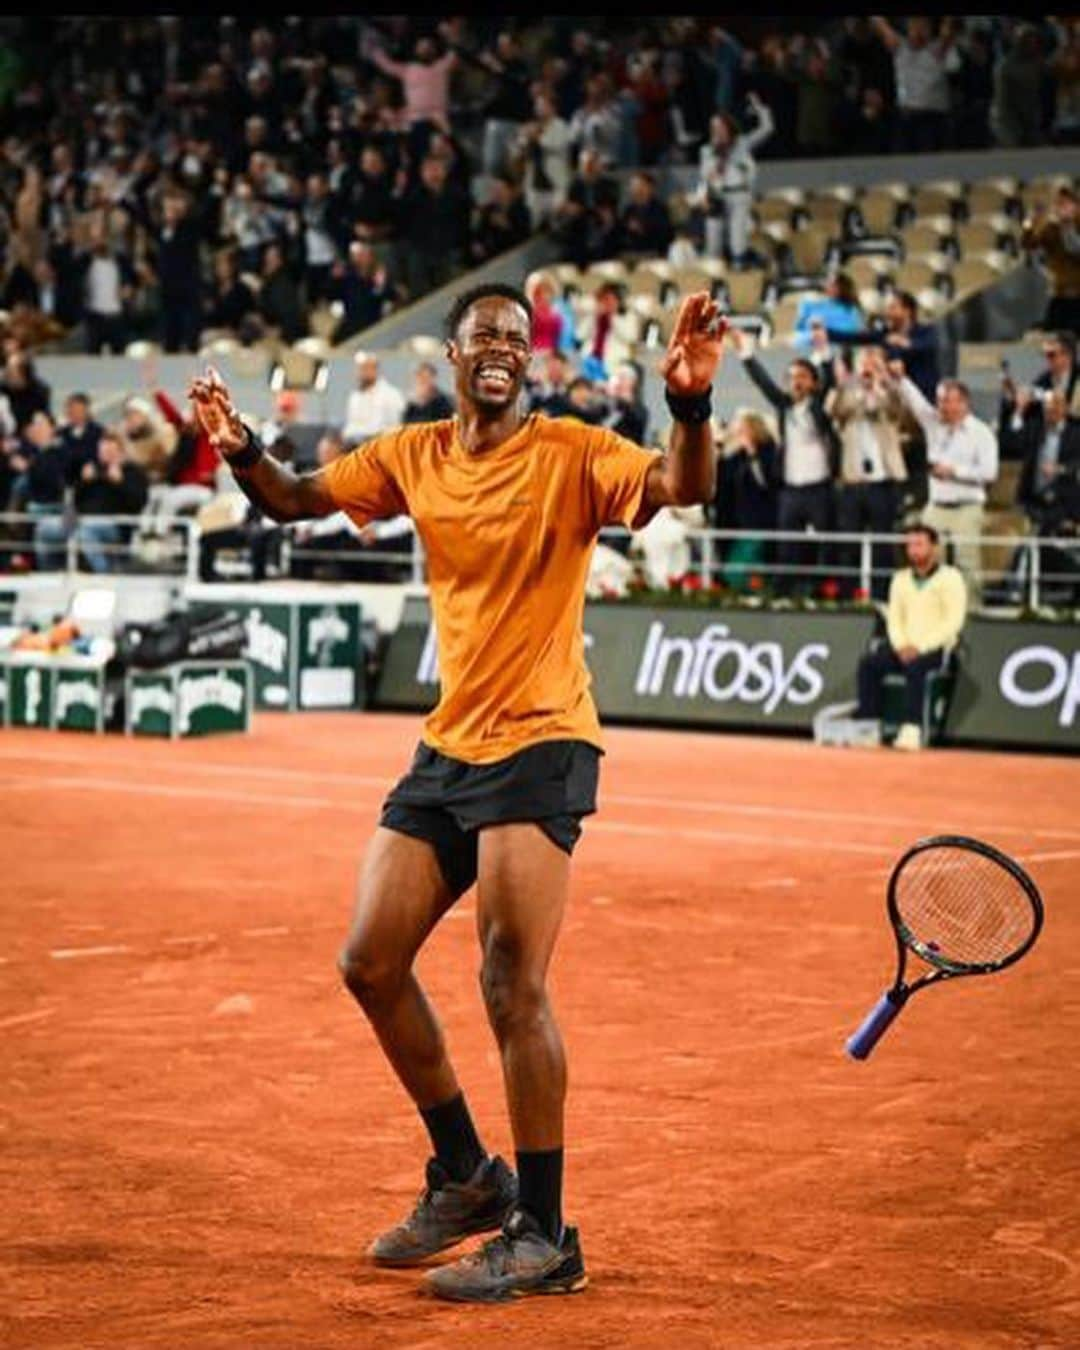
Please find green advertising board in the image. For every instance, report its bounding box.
[1,658,107,731]
[53,667,106,732]
[127,660,252,738]
[0,664,6,723]
[947,618,1080,750]
[6,662,53,728]
[374,598,876,731]
[186,591,365,711]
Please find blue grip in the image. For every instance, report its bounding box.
[846,991,904,1061]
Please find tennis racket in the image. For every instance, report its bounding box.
[846,835,1044,1061]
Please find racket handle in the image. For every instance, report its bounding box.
[846,990,905,1061]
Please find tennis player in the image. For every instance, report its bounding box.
[189,284,726,1303]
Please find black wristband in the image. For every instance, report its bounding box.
[664,387,713,424]
[226,425,264,471]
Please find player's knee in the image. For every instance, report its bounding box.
[479,933,546,1038]
[338,939,401,1012]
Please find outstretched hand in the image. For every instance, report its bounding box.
[659,291,727,396]
[188,366,248,457]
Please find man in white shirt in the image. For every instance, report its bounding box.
[891,367,998,598]
[870,16,959,152]
[342,352,407,448]
[83,233,132,354]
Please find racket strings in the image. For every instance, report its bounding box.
[894,848,1036,969]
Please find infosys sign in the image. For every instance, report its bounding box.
[948,621,1080,749]
[375,598,874,731]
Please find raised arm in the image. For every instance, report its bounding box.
[742,92,775,154]
[728,327,787,411]
[188,368,336,523]
[869,15,902,52]
[641,293,726,512]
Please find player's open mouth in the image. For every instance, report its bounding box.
[475,363,515,391]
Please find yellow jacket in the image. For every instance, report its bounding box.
[886,564,967,654]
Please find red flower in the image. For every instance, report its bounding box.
[668,574,684,591]
[748,574,764,592]
[683,572,703,592]
[820,578,840,600]
[853,586,870,602]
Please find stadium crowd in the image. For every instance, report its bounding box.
[0,16,1077,356]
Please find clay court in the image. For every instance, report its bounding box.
[1,714,1078,1349]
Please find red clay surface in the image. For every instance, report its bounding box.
[1,713,1078,1349]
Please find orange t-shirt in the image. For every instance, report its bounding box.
[322,413,659,764]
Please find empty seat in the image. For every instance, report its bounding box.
[671,265,717,297]
[786,225,833,277]
[754,193,799,227]
[397,334,444,359]
[551,262,583,293]
[900,217,954,256]
[847,255,894,292]
[951,257,1006,297]
[588,260,630,284]
[768,293,806,340]
[124,340,161,359]
[804,195,853,233]
[966,181,1018,218]
[912,181,964,218]
[627,269,666,302]
[956,219,1011,256]
[894,258,945,294]
[725,268,768,314]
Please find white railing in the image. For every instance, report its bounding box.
[0,513,1075,610]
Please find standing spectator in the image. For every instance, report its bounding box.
[795,39,843,157]
[1022,185,1080,334]
[525,274,571,356]
[258,241,306,342]
[512,91,572,227]
[794,273,863,350]
[206,250,258,337]
[854,523,967,751]
[991,24,1047,148]
[367,31,457,162]
[870,16,959,152]
[950,26,996,150]
[144,192,204,353]
[57,393,103,476]
[397,155,470,298]
[576,283,636,383]
[332,243,393,341]
[1003,389,1080,531]
[844,86,894,157]
[479,32,534,175]
[827,348,909,598]
[1050,19,1080,145]
[891,366,999,596]
[300,173,339,303]
[72,429,149,573]
[829,289,940,399]
[349,145,398,253]
[18,412,71,570]
[342,352,406,446]
[403,362,454,424]
[152,387,219,512]
[80,230,135,355]
[554,148,619,269]
[470,175,531,264]
[599,363,649,444]
[567,72,622,169]
[1001,331,1079,429]
[713,409,779,591]
[618,172,672,258]
[693,92,774,265]
[730,328,839,595]
[1,353,51,430]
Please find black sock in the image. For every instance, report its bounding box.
[419,1093,485,1183]
[516,1148,563,1243]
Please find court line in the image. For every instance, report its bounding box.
[1,744,1078,841]
[0,1007,57,1030]
[3,771,899,858]
[49,944,132,960]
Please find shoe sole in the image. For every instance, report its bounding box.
[370,1209,512,1268]
[427,1272,589,1304]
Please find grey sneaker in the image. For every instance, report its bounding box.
[369,1155,517,1267]
[423,1207,588,1303]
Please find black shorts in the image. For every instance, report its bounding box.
[380,739,602,899]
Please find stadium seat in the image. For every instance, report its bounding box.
[858,185,910,235]
[627,269,666,302]
[881,655,958,747]
[589,260,630,285]
[308,306,340,342]
[671,265,717,298]
[124,340,161,359]
[397,334,443,359]
[225,344,274,381]
[858,287,887,319]
[951,255,1009,300]
[551,262,584,295]
[894,257,947,295]
[900,218,955,256]
[912,181,964,219]
[754,189,803,227]
[198,336,239,363]
[966,181,1019,219]
[955,218,1012,256]
[769,292,811,340]
[847,255,894,292]
[725,268,768,314]
[627,295,674,345]
[804,194,853,234]
[785,224,833,278]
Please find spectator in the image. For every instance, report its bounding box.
[870,16,959,153]
[300,173,340,303]
[525,274,572,356]
[71,429,149,573]
[951,26,996,150]
[795,39,843,157]
[57,394,103,477]
[80,230,135,355]
[367,31,457,154]
[470,175,531,264]
[577,283,636,382]
[403,362,454,424]
[890,367,999,596]
[349,145,399,251]
[512,90,572,227]
[199,436,292,583]
[599,363,649,444]
[667,226,701,270]
[289,431,366,580]
[479,32,535,175]
[1,353,51,430]
[1001,332,1079,431]
[844,86,894,157]
[206,250,258,337]
[827,348,909,598]
[831,289,940,400]
[566,375,602,423]
[567,71,623,169]
[554,148,619,268]
[18,412,71,570]
[713,409,779,591]
[332,243,393,342]
[619,171,672,258]
[1050,19,1080,145]
[343,352,406,446]
[729,327,840,594]
[148,192,204,353]
[1003,389,1080,532]
[397,155,470,298]
[991,24,1046,148]
[120,397,174,484]
[151,388,219,514]
[527,349,574,418]
[1022,185,1080,334]
[854,522,967,751]
[258,241,306,343]
[693,92,774,265]
[633,502,706,589]
[794,273,863,350]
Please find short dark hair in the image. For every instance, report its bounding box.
[892,289,918,317]
[444,283,532,340]
[1047,331,1076,358]
[789,358,819,382]
[906,522,939,545]
[67,392,90,406]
